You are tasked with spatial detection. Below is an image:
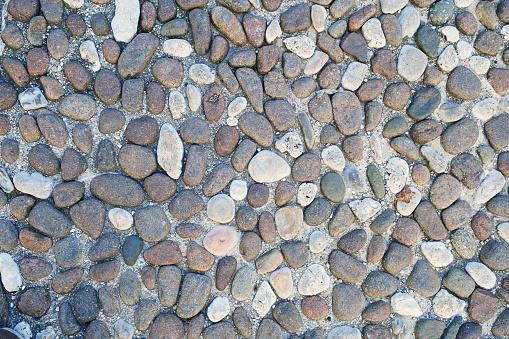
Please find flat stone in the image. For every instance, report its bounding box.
[90,174,144,208]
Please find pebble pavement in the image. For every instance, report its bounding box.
[0,0,508,337]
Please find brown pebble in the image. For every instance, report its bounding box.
[392,217,421,246]
[125,115,158,146]
[10,195,36,220]
[471,211,493,241]
[144,173,176,202]
[214,125,239,157]
[64,61,92,92]
[342,135,363,163]
[26,48,50,77]
[258,211,276,243]
[366,235,386,264]
[301,296,328,320]
[412,163,431,185]
[152,57,184,88]
[140,1,156,32]
[275,181,295,206]
[65,13,86,37]
[187,241,214,272]
[423,66,444,87]
[210,36,229,64]
[19,228,52,252]
[203,85,226,121]
[384,82,411,110]
[236,206,258,232]
[141,265,156,290]
[292,153,321,182]
[456,11,478,36]
[1,24,24,50]
[52,267,84,294]
[468,288,501,323]
[244,14,266,49]
[247,183,269,208]
[89,260,121,282]
[239,232,262,262]
[317,63,341,90]
[102,39,121,64]
[215,256,237,290]
[362,300,391,322]
[98,286,120,317]
[176,223,204,239]
[143,240,182,265]
[0,115,10,135]
[348,5,377,32]
[20,256,52,281]
[3,57,29,87]
[356,79,384,102]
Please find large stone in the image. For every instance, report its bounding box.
[248,150,290,183]
[90,174,144,208]
[117,34,159,78]
[28,201,71,238]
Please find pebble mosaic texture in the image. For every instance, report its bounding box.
[0,0,507,336]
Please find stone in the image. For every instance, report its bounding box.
[468,289,501,323]
[157,123,183,180]
[248,150,290,183]
[207,297,229,323]
[446,66,482,100]
[284,35,316,59]
[117,34,158,78]
[211,6,247,45]
[18,88,48,110]
[252,281,277,317]
[18,287,51,318]
[407,260,441,297]
[0,253,22,292]
[465,261,496,289]
[398,45,428,81]
[420,241,454,267]
[441,118,479,155]
[203,226,238,256]
[391,293,423,317]
[272,302,302,334]
[332,284,365,321]
[473,170,505,204]
[207,194,235,224]
[143,240,182,266]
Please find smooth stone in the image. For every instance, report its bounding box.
[269,267,293,299]
[207,297,229,323]
[465,261,496,289]
[248,150,291,183]
[0,253,22,292]
[157,123,183,180]
[398,45,427,81]
[420,242,454,267]
[473,170,506,204]
[108,208,133,231]
[348,198,381,222]
[111,0,140,42]
[283,35,316,59]
[13,171,53,199]
[391,292,423,317]
[298,264,330,295]
[252,281,277,317]
[207,194,235,224]
[386,157,409,193]
[203,226,239,256]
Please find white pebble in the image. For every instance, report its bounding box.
[297,183,317,207]
[499,96,509,114]
[14,322,32,339]
[63,0,83,8]
[381,0,408,13]
[327,326,361,339]
[386,157,409,193]
[227,97,248,117]
[473,170,506,204]
[13,171,53,200]
[433,289,466,319]
[370,134,383,164]
[207,296,230,323]
[111,0,139,42]
[188,63,216,85]
[252,281,277,317]
[391,292,423,317]
[79,40,101,72]
[321,145,345,172]
[108,208,133,230]
[472,98,498,121]
[248,150,291,183]
[309,230,328,253]
[396,186,421,216]
[439,26,459,43]
[186,84,201,112]
[168,91,186,120]
[469,56,490,76]
[399,6,420,38]
[311,5,327,32]
[437,45,459,73]
[19,87,48,110]
[163,39,193,58]
[456,40,473,59]
[36,326,56,339]
[207,194,235,224]
[498,222,509,245]
[266,20,282,44]
[0,167,14,193]
[398,44,428,81]
[230,180,248,201]
[420,242,454,267]
[362,18,386,48]
[284,35,316,59]
[275,132,304,158]
[341,62,368,91]
[157,123,184,180]
[298,264,330,295]
[454,0,474,8]
[0,253,22,292]
[465,261,497,289]
[226,117,238,126]
[421,146,447,173]
[348,198,381,223]
[303,50,329,76]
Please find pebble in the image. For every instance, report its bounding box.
[465,261,496,289]
[420,242,454,267]
[283,35,316,59]
[203,226,238,256]
[468,288,501,323]
[362,18,386,48]
[248,150,290,183]
[229,180,247,201]
[396,187,421,216]
[473,170,505,204]
[312,5,327,31]
[0,253,22,292]
[265,20,282,44]
[442,267,475,298]
[304,51,329,76]
[398,45,427,81]
[342,62,368,91]
[276,132,304,158]
[391,292,423,317]
[252,281,277,317]
[269,267,293,298]
[157,123,183,180]
[328,326,361,339]
[207,296,230,323]
[349,198,381,222]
